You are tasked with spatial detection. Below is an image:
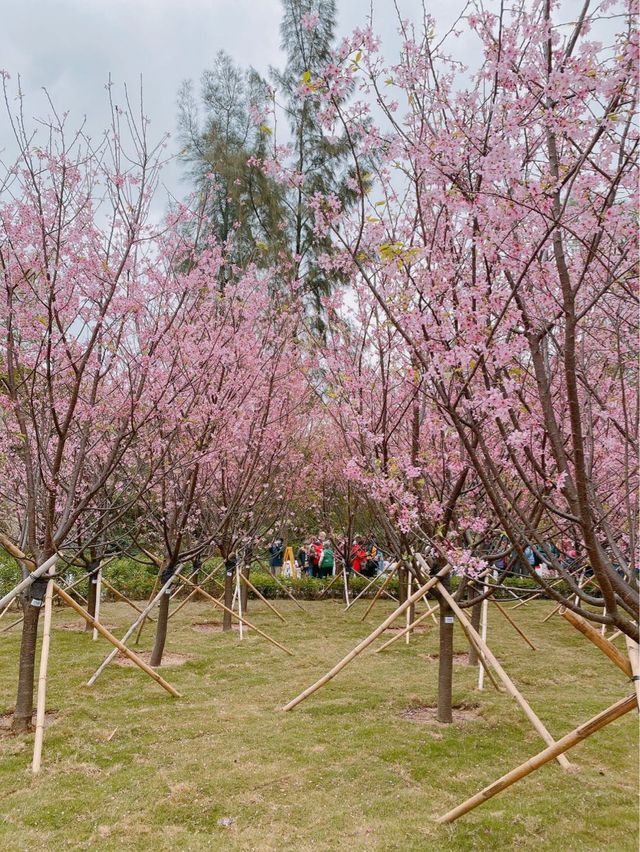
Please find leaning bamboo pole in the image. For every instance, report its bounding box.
[32,578,54,774]
[374,603,439,653]
[239,572,286,622]
[491,600,538,651]
[360,564,398,621]
[175,574,294,656]
[236,565,243,641]
[100,577,154,621]
[255,557,309,613]
[345,564,397,611]
[435,582,571,770]
[87,573,176,686]
[53,584,181,698]
[560,608,632,677]
[282,565,451,711]
[437,693,637,824]
[625,636,640,707]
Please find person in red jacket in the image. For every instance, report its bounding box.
[350,536,367,574]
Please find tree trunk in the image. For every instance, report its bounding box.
[398,566,408,604]
[437,574,454,723]
[149,587,171,666]
[467,587,482,666]
[12,592,44,733]
[223,566,234,631]
[85,570,99,632]
[240,564,250,614]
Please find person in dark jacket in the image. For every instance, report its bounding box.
[268,538,284,573]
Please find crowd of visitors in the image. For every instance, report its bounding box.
[266,533,384,578]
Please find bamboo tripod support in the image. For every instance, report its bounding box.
[374,603,439,653]
[344,563,397,611]
[53,584,181,697]
[560,609,632,676]
[360,564,398,621]
[168,567,224,620]
[174,573,294,656]
[239,571,287,622]
[282,566,451,711]
[437,693,637,823]
[87,573,177,686]
[32,578,54,774]
[625,636,640,707]
[491,599,538,651]
[435,582,571,770]
[101,576,155,621]
[255,557,309,613]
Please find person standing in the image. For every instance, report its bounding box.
[319,540,334,578]
[296,543,308,575]
[350,536,367,574]
[268,538,284,574]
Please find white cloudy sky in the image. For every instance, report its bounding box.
[1,0,604,208]
[1,0,470,204]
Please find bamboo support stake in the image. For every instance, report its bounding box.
[437,693,637,824]
[345,565,397,611]
[374,603,439,653]
[175,574,293,656]
[319,569,343,599]
[87,574,176,686]
[53,584,181,697]
[435,581,571,770]
[239,572,286,622]
[32,578,54,774]
[477,597,489,690]
[492,600,538,651]
[360,565,398,621]
[92,567,102,641]
[625,636,640,707]
[342,563,350,607]
[100,577,154,621]
[560,609,632,676]
[282,566,451,712]
[168,566,224,620]
[608,629,622,642]
[236,566,243,641]
[405,572,412,645]
[256,558,309,612]
[135,574,160,644]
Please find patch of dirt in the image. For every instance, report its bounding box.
[113,651,192,668]
[59,622,116,632]
[191,621,245,633]
[0,709,58,737]
[420,652,470,664]
[401,703,482,725]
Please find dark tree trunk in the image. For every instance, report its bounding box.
[223,566,234,631]
[437,574,454,723]
[398,566,408,604]
[149,586,171,666]
[467,587,482,666]
[85,570,99,632]
[12,592,44,733]
[240,564,250,614]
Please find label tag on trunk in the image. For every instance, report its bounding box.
[444,615,454,624]
[30,598,43,607]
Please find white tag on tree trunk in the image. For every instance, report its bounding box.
[31,598,43,607]
[444,615,454,624]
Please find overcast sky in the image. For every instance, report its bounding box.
[1,0,470,205]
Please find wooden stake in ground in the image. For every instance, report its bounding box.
[477,597,488,690]
[101,577,155,621]
[87,574,177,687]
[236,565,244,641]
[282,565,451,712]
[53,584,181,698]
[175,573,294,656]
[560,608,632,677]
[405,572,412,645]
[360,564,398,621]
[625,636,640,707]
[491,599,538,651]
[374,603,439,653]
[436,693,637,824]
[435,581,571,770]
[32,577,54,774]
[92,566,102,641]
[239,571,286,622]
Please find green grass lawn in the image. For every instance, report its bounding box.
[0,596,637,851]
